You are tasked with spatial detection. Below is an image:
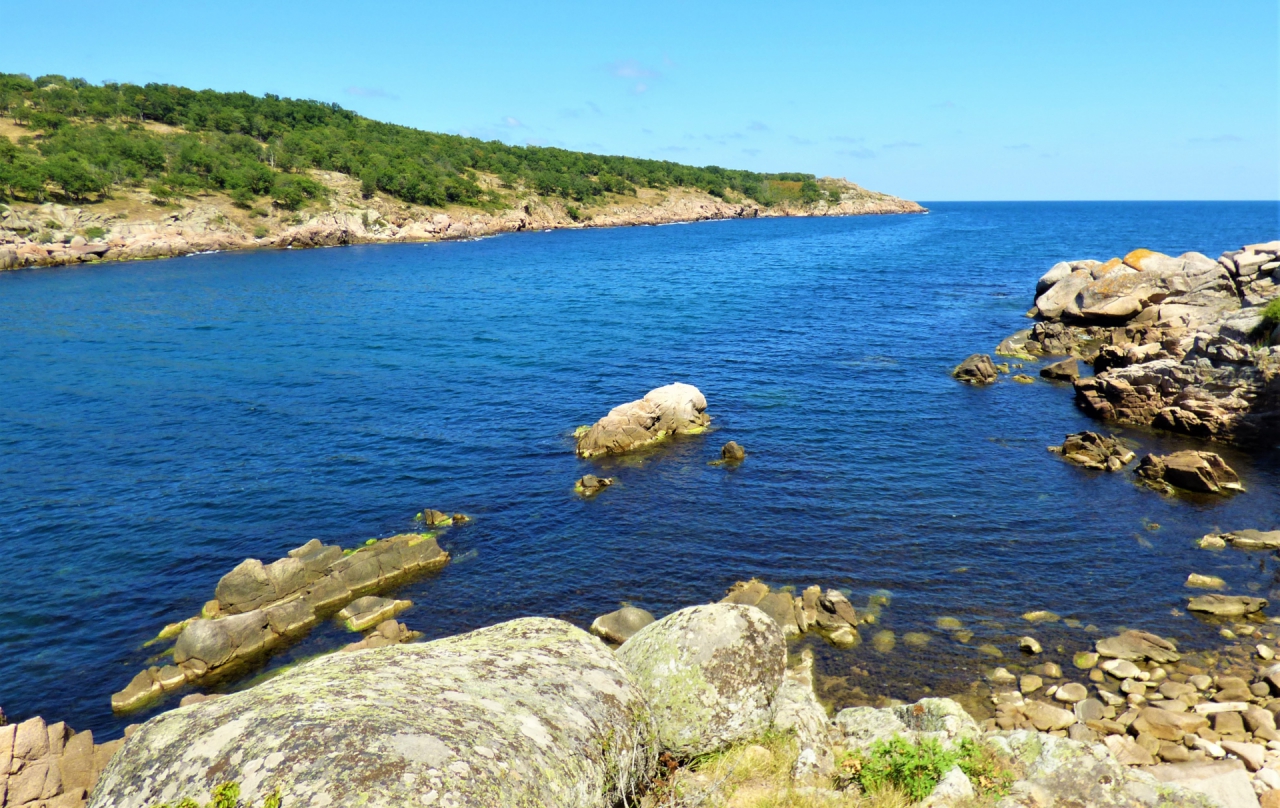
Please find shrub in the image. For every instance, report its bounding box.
[828,189,842,204]
[1262,298,1280,329]
[565,205,581,221]
[252,225,268,238]
[82,225,105,240]
[150,782,281,808]
[834,736,1013,801]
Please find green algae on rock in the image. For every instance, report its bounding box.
[615,603,785,759]
[90,618,656,808]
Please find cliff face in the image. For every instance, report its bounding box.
[0,173,924,272]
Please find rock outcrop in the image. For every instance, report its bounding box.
[0,716,124,808]
[112,532,450,713]
[1047,431,1136,471]
[952,354,998,385]
[719,580,871,647]
[574,474,613,496]
[1202,529,1280,551]
[1012,243,1280,443]
[574,383,710,458]
[1135,450,1245,495]
[89,618,657,808]
[615,603,785,758]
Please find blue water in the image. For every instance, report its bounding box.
[2,201,1278,737]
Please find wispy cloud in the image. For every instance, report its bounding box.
[1004,143,1031,150]
[609,59,662,94]
[838,147,876,159]
[789,135,814,145]
[1189,134,1244,144]
[830,135,865,144]
[526,137,549,147]
[882,140,922,149]
[503,116,523,128]
[743,148,762,156]
[747,120,769,132]
[657,145,690,153]
[345,86,398,100]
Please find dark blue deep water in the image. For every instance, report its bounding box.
[2,201,1279,738]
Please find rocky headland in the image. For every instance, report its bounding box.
[0,175,924,273]
[992,242,1280,443]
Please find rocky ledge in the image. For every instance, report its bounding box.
[111,528,453,714]
[997,242,1280,443]
[0,178,924,273]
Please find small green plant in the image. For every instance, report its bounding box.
[834,736,1013,801]
[149,782,281,808]
[35,230,54,244]
[249,207,268,218]
[82,225,106,240]
[252,225,269,239]
[1262,299,1280,330]
[828,189,842,204]
[565,205,582,221]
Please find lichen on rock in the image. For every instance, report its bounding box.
[89,618,656,808]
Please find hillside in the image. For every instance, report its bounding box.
[0,72,924,270]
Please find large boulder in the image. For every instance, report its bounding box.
[1048,431,1135,471]
[89,618,656,808]
[1136,451,1244,495]
[615,603,785,758]
[1187,594,1268,617]
[951,354,998,385]
[575,383,710,458]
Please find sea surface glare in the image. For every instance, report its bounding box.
[1,201,1278,736]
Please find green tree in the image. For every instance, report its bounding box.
[44,153,105,200]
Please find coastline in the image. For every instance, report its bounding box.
[0,174,925,273]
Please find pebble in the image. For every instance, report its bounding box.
[1260,645,1276,661]
[1190,675,1214,691]
[1020,636,1042,654]
[1100,659,1142,679]
[1055,683,1088,703]
[978,643,1003,658]
[1020,674,1043,693]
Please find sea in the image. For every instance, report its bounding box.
[1,201,1278,738]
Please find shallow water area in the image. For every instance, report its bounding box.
[1,201,1278,737]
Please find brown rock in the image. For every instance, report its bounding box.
[1105,734,1156,766]
[13,716,49,760]
[1220,740,1265,771]
[1132,707,1209,741]
[952,353,998,385]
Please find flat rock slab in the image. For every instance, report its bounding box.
[89,618,656,808]
[1149,760,1259,808]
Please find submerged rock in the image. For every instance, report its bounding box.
[1187,594,1268,617]
[951,353,998,385]
[589,605,656,645]
[615,603,785,758]
[719,440,746,462]
[1136,450,1245,495]
[575,382,710,458]
[574,474,614,496]
[1048,431,1135,471]
[90,618,657,808]
[1096,630,1182,663]
[1218,529,1280,550]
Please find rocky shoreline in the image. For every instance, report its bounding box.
[0,175,924,273]
[987,242,1280,444]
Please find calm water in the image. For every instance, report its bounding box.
[2,202,1279,737]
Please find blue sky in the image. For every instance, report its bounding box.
[3,0,1276,200]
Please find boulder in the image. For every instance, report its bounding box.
[88,618,656,808]
[991,730,1215,806]
[951,354,998,385]
[719,441,746,462]
[575,474,614,496]
[575,383,710,458]
[1096,630,1181,663]
[1136,451,1244,495]
[1149,760,1259,808]
[769,649,832,779]
[1048,431,1135,471]
[337,596,411,632]
[1224,529,1280,550]
[615,603,785,758]
[589,605,656,645]
[1040,357,1080,381]
[1187,594,1268,617]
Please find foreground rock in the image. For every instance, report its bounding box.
[575,383,710,458]
[1187,594,1268,617]
[952,353,998,385]
[1039,357,1080,381]
[1203,529,1280,551]
[718,441,746,463]
[1002,243,1280,444]
[112,532,450,712]
[1136,450,1245,495]
[616,603,785,758]
[90,618,656,808]
[1048,431,1136,471]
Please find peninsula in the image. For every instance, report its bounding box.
[0,73,923,271]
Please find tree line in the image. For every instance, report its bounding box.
[0,73,822,210]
